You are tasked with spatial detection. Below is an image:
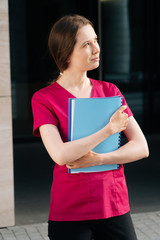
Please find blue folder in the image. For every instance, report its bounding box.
[68,96,122,173]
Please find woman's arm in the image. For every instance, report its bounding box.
[102,116,149,164]
[66,116,149,169]
[39,105,128,166]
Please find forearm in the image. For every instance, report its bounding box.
[100,138,149,165]
[66,116,149,170]
[40,123,113,166]
[61,106,128,165]
[40,105,128,166]
[66,138,149,170]
[61,124,116,165]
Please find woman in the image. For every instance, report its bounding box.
[32,14,149,240]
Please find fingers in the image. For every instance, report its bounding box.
[119,105,128,118]
[119,105,129,131]
[122,111,128,118]
[109,105,129,133]
[119,105,127,113]
[122,114,129,131]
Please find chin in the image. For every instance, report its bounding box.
[88,63,99,71]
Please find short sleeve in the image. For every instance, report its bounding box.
[114,85,133,117]
[31,93,58,137]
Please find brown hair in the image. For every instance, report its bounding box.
[48,14,93,73]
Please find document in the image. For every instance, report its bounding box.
[68,96,122,173]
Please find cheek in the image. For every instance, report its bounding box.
[82,51,91,61]
[69,49,91,67]
[77,53,90,63]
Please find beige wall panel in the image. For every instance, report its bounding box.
[0,0,8,9]
[0,1,11,97]
[0,97,14,227]
[0,0,15,227]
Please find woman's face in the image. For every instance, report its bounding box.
[68,24,100,72]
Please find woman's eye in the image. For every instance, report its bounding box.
[84,42,90,47]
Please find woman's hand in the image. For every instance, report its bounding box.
[108,105,129,134]
[66,151,100,169]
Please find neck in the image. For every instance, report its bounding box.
[57,70,88,89]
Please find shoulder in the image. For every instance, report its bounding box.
[91,78,118,89]
[31,84,56,111]
[91,79,120,96]
[32,82,57,103]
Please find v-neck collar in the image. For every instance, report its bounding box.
[54,78,94,98]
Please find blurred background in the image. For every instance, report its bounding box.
[8,0,160,225]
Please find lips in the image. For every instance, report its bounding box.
[91,57,100,62]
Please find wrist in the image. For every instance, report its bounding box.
[105,122,115,136]
[99,151,118,165]
[88,151,103,167]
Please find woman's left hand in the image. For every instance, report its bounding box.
[66,151,100,169]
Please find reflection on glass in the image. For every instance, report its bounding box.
[100,0,146,86]
[100,0,146,126]
[101,0,130,83]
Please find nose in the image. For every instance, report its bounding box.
[92,42,100,55]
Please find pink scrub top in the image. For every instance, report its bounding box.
[31,79,133,221]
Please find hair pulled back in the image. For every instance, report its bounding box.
[48,14,93,73]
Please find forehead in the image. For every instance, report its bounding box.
[76,24,96,43]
